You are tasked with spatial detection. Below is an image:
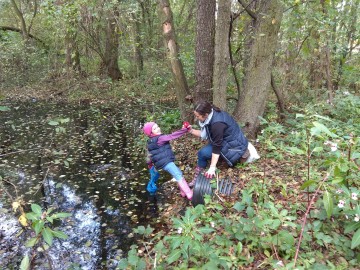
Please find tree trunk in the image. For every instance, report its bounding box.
[234,0,283,138]
[320,0,334,103]
[10,0,29,40]
[213,0,231,110]
[158,0,190,120]
[65,32,81,73]
[100,8,122,81]
[194,0,216,103]
[130,12,143,77]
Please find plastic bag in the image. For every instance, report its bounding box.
[245,142,260,163]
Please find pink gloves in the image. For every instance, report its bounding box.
[204,166,216,179]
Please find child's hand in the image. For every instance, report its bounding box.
[183,121,191,129]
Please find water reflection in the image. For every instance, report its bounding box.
[0,100,163,269]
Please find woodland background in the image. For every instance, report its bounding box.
[0,0,358,134]
[0,0,359,269]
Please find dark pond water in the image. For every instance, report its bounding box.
[0,100,171,269]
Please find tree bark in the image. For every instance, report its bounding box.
[10,0,29,40]
[158,0,190,120]
[65,32,81,73]
[130,12,144,77]
[100,8,122,81]
[194,0,216,103]
[213,0,231,110]
[233,0,283,138]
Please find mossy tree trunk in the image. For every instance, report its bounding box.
[158,0,189,120]
[213,0,231,111]
[233,0,283,138]
[194,0,216,104]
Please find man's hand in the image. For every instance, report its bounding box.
[204,166,216,179]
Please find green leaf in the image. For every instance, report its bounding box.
[26,212,40,221]
[20,255,30,270]
[117,259,129,269]
[286,146,305,155]
[42,227,53,246]
[344,222,360,234]
[312,146,323,153]
[31,204,42,215]
[323,191,333,219]
[48,120,59,126]
[197,227,215,234]
[236,242,243,255]
[312,121,338,138]
[46,216,54,223]
[166,249,182,264]
[351,229,360,249]
[51,212,71,219]
[33,220,45,235]
[25,237,38,247]
[52,230,68,239]
[300,180,316,190]
[0,106,11,111]
[233,202,245,212]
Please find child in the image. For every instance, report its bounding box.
[142,122,193,200]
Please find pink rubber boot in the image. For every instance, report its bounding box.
[178,178,193,200]
[188,166,204,187]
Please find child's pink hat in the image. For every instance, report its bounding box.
[143,122,155,136]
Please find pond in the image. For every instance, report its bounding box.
[0,99,173,269]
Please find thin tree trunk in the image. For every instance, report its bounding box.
[213,0,231,110]
[130,12,143,77]
[271,72,286,118]
[158,0,190,120]
[10,0,29,40]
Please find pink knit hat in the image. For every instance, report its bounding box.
[143,122,155,136]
